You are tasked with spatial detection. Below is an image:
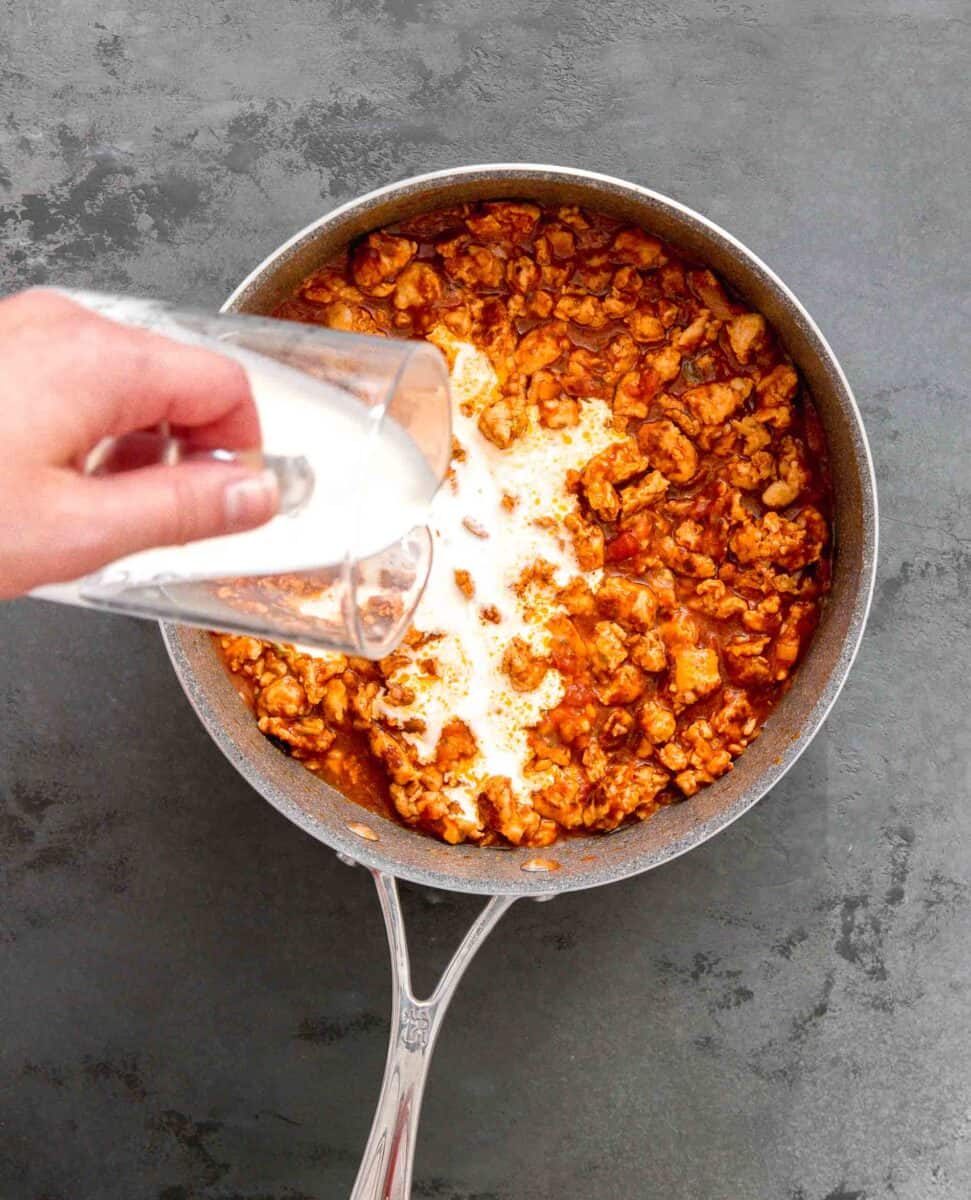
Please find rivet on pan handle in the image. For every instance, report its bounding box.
[350,871,516,1200]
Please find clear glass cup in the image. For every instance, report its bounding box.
[30,290,452,657]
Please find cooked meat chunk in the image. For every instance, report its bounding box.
[637,419,699,483]
[436,719,479,771]
[516,321,569,374]
[351,231,417,296]
[257,675,308,718]
[683,377,753,425]
[611,227,667,269]
[393,262,443,309]
[596,575,659,630]
[479,776,556,846]
[443,244,505,289]
[640,699,677,745]
[726,313,767,362]
[466,201,541,242]
[502,637,551,692]
[671,646,721,708]
[620,470,669,517]
[589,621,629,673]
[479,395,526,448]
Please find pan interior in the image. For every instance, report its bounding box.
[163,165,876,896]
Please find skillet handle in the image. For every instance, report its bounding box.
[350,870,516,1200]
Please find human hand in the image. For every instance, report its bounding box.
[0,288,279,599]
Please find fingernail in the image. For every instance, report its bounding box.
[224,469,279,532]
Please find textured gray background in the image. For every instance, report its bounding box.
[1,2,969,1198]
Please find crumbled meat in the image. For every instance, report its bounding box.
[589,621,629,674]
[530,371,580,428]
[559,576,597,617]
[443,243,505,289]
[566,514,605,570]
[619,470,669,517]
[507,255,540,293]
[659,536,717,579]
[726,313,767,363]
[478,776,556,846]
[637,419,699,483]
[601,709,635,744]
[351,231,417,296]
[723,636,772,686]
[221,635,262,672]
[611,227,667,269]
[675,309,718,351]
[393,262,443,310]
[318,300,380,334]
[728,450,775,491]
[729,510,824,570]
[515,321,569,374]
[711,689,758,742]
[682,377,754,425]
[436,719,478,771]
[561,348,605,399]
[322,678,348,724]
[596,575,659,630]
[762,435,810,509]
[257,675,308,718]
[742,593,783,634]
[532,765,589,829]
[582,761,670,831]
[629,630,667,672]
[502,637,551,692]
[594,438,650,484]
[554,293,609,329]
[687,269,736,319]
[544,225,576,259]
[772,600,816,680]
[640,700,676,744]
[466,201,541,242]
[613,368,654,421]
[221,198,832,849]
[478,395,526,448]
[597,663,647,705]
[670,646,721,708]
[645,344,683,383]
[581,740,609,783]
[689,578,747,621]
[754,364,797,428]
[580,438,649,520]
[627,307,666,342]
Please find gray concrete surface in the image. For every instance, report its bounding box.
[1,2,969,1197]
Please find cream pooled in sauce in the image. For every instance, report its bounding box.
[366,334,625,818]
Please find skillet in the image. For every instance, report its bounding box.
[162,165,878,1199]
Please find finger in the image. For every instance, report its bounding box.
[0,463,278,598]
[6,289,262,463]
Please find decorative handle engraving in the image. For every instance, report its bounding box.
[400,1005,431,1051]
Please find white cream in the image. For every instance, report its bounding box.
[374,335,625,818]
[90,350,439,587]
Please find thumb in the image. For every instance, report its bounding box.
[5,463,279,597]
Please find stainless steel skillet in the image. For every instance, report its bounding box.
[161,165,878,1199]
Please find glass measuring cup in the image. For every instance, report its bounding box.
[30,290,452,657]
